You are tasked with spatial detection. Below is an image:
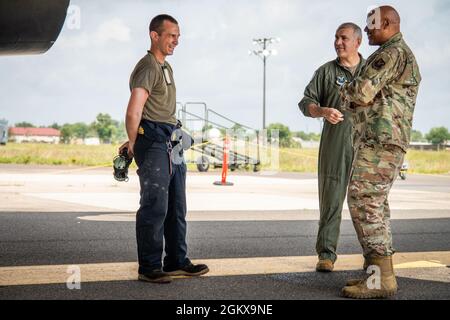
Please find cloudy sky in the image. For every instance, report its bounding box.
[1,0,449,133]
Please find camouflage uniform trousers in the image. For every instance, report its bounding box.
[347,142,405,257]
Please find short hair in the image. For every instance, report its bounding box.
[149,14,178,35]
[337,22,362,40]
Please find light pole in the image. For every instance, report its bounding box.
[249,37,279,130]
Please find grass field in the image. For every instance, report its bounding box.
[0,143,115,166]
[0,143,449,174]
[404,149,450,174]
[274,148,450,174]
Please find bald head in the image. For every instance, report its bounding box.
[379,5,400,31]
[365,5,401,45]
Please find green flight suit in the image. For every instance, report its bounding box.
[298,56,365,262]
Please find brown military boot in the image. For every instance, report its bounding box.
[316,259,334,272]
[342,255,397,299]
[346,256,371,286]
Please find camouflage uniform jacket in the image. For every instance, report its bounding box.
[342,32,421,152]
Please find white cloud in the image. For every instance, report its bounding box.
[58,32,90,49]
[416,42,450,69]
[94,18,131,44]
[58,18,131,49]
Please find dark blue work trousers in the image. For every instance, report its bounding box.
[133,135,189,274]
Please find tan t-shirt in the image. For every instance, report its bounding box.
[129,51,177,125]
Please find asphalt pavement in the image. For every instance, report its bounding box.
[0,165,449,300]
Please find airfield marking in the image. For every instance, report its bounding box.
[1,251,448,287]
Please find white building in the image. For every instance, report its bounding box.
[9,127,61,144]
[84,137,100,145]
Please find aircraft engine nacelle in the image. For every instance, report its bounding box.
[0,0,70,56]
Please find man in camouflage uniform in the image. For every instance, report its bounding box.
[340,6,421,299]
[298,23,365,272]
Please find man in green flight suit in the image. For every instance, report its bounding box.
[298,23,365,272]
[341,6,421,299]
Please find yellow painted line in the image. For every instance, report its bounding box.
[78,212,316,222]
[0,251,448,287]
[394,260,446,269]
[412,173,450,179]
[50,164,111,175]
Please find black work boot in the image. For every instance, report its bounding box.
[164,262,209,277]
[138,269,172,284]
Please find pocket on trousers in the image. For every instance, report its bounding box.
[351,144,401,184]
[134,135,155,168]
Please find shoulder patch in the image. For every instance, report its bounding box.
[372,58,386,70]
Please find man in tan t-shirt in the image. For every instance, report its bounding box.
[119,14,209,284]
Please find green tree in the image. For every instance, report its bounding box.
[202,124,213,132]
[230,123,246,137]
[93,113,116,144]
[267,123,292,147]
[15,122,35,128]
[293,131,308,141]
[410,129,425,142]
[71,122,89,140]
[292,131,303,138]
[49,122,61,130]
[307,132,321,141]
[86,124,99,139]
[108,124,118,143]
[292,131,321,141]
[426,127,450,146]
[60,124,74,144]
[112,121,127,144]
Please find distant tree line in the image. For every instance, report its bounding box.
[15,113,127,144]
[256,123,320,148]
[264,124,450,148]
[13,117,450,147]
[201,123,321,148]
[412,127,450,146]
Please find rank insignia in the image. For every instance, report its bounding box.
[372,58,386,70]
